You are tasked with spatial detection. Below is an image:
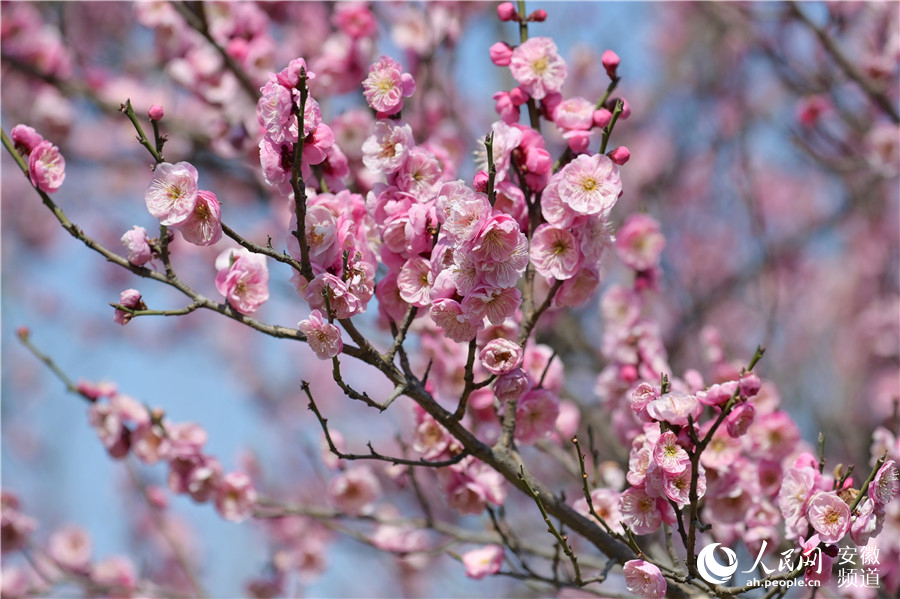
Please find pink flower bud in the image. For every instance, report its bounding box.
[497,2,517,21]
[608,146,631,165]
[28,140,66,193]
[494,368,530,403]
[601,50,620,79]
[529,9,547,21]
[114,289,144,326]
[148,105,164,121]
[10,124,44,154]
[592,108,613,128]
[618,98,632,119]
[509,86,529,106]
[739,372,761,397]
[489,42,513,66]
[564,130,591,153]
[16,326,29,340]
[473,170,489,193]
[725,402,756,438]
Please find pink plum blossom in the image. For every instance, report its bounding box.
[807,491,850,544]
[653,431,689,474]
[509,37,567,100]
[113,289,144,326]
[461,285,521,326]
[120,226,152,266]
[28,140,66,193]
[529,224,583,280]
[215,472,258,523]
[362,120,414,174]
[557,154,621,216]
[214,248,270,315]
[298,310,343,360]
[646,391,702,426]
[47,526,91,573]
[462,545,504,580]
[362,55,415,116]
[144,161,199,225]
[431,298,479,342]
[552,96,594,131]
[623,559,666,599]
[328,466,381,516]
[10,124,43,154]
[479,338,524,375]
[515,388,560,444]
[615,213,665,271]
[619,486,663,534]
[305,273,361,319]
[148,104,164,121]
[175,189,222,246]
[494,368,530,403]
[871,459,899,506]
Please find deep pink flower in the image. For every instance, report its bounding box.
[10,124,44,154]
[615,213,665,271]
[497,2,517,21]
[215,472,258,523]
[529,224,583,280]
[515,388,560,445]
[28,140,66,193]
[624,559,666,599]
[608,146,630,165]
[144,162,199,226]
[807,491,850,544]
[725,402,756,437]
[298,310,343,360]
[214,248,270,315]
[175,189,222,246]
[509,37,567,100]
[489,42,513,67]
[558,154,621,216]
[362,55,415,116]
[601,50,620,79]
[479,338,524,375]
[333,3,377,39]
[148,105,164,121]
[462,545,504,580]
[120,226,152,266]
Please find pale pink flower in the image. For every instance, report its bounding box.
[186,456,223,503]
[362,55,415,116]
[430,298,479,342]
[305,273,361,319]
[28,140,66,193]
[214,248,270,315]
[778,466,818,537]
[441,458,506,515]
[646,391,702,426]
[624,560,666,599]
[479,338,524,375]
[494,368,530,403]
[395,147,442,198]
[573,488,624,534]
[554,266,601,308]
[362,120,414,174]
[144,162,199,226]
[725,402,755,438]
[472,213,526,262]
[257,81,294,143]
[615,213,665,271]
[619,486,662,534]
[653,431,689,474]
[871,459,899,507]
[552,96,594,131]
[91,556,137,591]
[148,105,164,121]
[333,3,377,39]
[48,526,91,573]
[461,285,521,326]
[509,37,567,100]
[750,411,801,461]
[515,389,560,445]
[663,462,705,506]
[131,422,170,464]
[397,257,435,307]
[175,189,222,246]
[412,413,451,460]
[807,491,850,544]
[328,466,381,516]
[462,545,504,580]
[298,310,343,360]
[558,154,621,216]
[120,226,152,266]
[114,289,144,326]
[215,472,258,523]
[529,224,583,280]
[850,496,883,546]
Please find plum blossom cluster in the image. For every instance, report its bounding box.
[78,380,257,523]
[10,124,66,193]
[143,160,223,246]
[1,492,146,598]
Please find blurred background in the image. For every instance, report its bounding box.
[2,2,898,597]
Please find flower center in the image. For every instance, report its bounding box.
[532,56,549,74]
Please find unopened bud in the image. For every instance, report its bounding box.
[602,50,620,79]
[529,9,547,22]
[497,2,517,21]
[489,42,513,67]
[592,108,613,128]
[148,105,164,121]
[473,170,489,193]
[608,146,630,165]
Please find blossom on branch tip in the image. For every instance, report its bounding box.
[215,472,258,523]
[362,55,415,117]
[615,213,664,271]
[113,289,144,326]
[623,560,666,599]
[148,105,164,121]
[509,37,567,100]
[28,140,66,193]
